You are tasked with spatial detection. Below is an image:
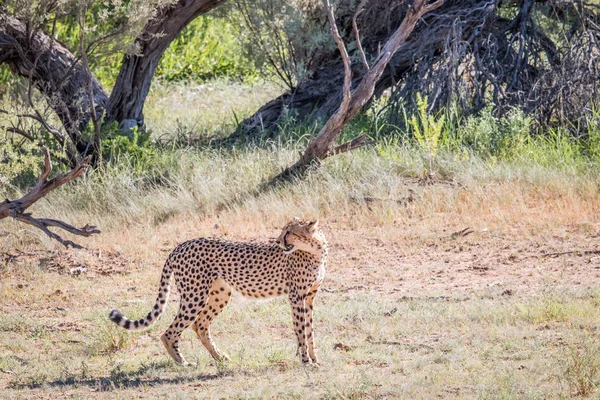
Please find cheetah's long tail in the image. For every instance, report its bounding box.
[108,259,174,331]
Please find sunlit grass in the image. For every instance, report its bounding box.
[2,82,600,398]
[1,285,600,398]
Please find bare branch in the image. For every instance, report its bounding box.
[22,79,79,165]
[6,126,34,141]
[332,134,373,155]
[268,0,446,184]
[352,0,369,71]
[0,147,100,248]
[326,0,352,109]
[423,0,446,14]
[79,8,102,167]
[14,213,100,249]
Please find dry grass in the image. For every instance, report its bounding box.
[2,82,600,399]
[2,193,600,398]
[144,80,283,139]
[1,250,600,399]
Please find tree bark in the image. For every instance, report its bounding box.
[269,0,445,184]
[0,14,109,157]
[105,0,225,127]
[0,0,225,159]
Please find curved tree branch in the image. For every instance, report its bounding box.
[105,0,226,127]
[268,0,445,184]
[0,148,100,249]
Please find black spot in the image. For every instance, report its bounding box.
[110,311,123,324]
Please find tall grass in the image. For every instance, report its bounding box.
[3,86,600,243]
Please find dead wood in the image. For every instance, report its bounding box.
[239,0,600,138]
[268,0,445,184]
[0,148,100,249]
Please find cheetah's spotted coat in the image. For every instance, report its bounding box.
[109,218,327,366]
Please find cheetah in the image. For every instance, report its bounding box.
[109,218,327,366]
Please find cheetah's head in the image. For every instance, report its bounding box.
[277,218,324,256]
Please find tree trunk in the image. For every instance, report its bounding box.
[234,4,423,138]
[0,14,109,158]
[268,0,444,184]
[234,60,412,140]
[105,0,225,127]
[239,0,590,137]
[0,0,225,159]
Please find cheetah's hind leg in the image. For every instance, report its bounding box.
[161,283,210,365]
[192,278,232,362]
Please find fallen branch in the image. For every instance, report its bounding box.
[0,148,100,248]
[331,134,373,155]
[540,250,600,258]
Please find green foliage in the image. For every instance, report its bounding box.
[225,0,331,89]
[157,16,256,83]
[101,123,162,175]
[408,94,446,175]
[0,135,41,190]
[454,107,530,160]
[0,5,259,90]
[371,93,600,180]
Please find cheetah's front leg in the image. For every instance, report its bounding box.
[289,289,310,364]
[305,281,322,365]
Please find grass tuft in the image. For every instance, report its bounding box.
[88,317,134,355]
[562,335,600,397]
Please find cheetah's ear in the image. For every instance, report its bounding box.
[307,220,319,233]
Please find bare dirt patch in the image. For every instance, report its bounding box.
[323,219,600,298]
[5,216,599,300]
[1,248,132,276]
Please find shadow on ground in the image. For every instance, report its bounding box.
[10,360,223,392]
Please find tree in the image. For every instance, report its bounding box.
[236,0,600,139]
[269,0,444,183]
[0,0,225,246]
[0,0,225,165]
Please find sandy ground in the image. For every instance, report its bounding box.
[328,222,600,298]
[4,218,599,300]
